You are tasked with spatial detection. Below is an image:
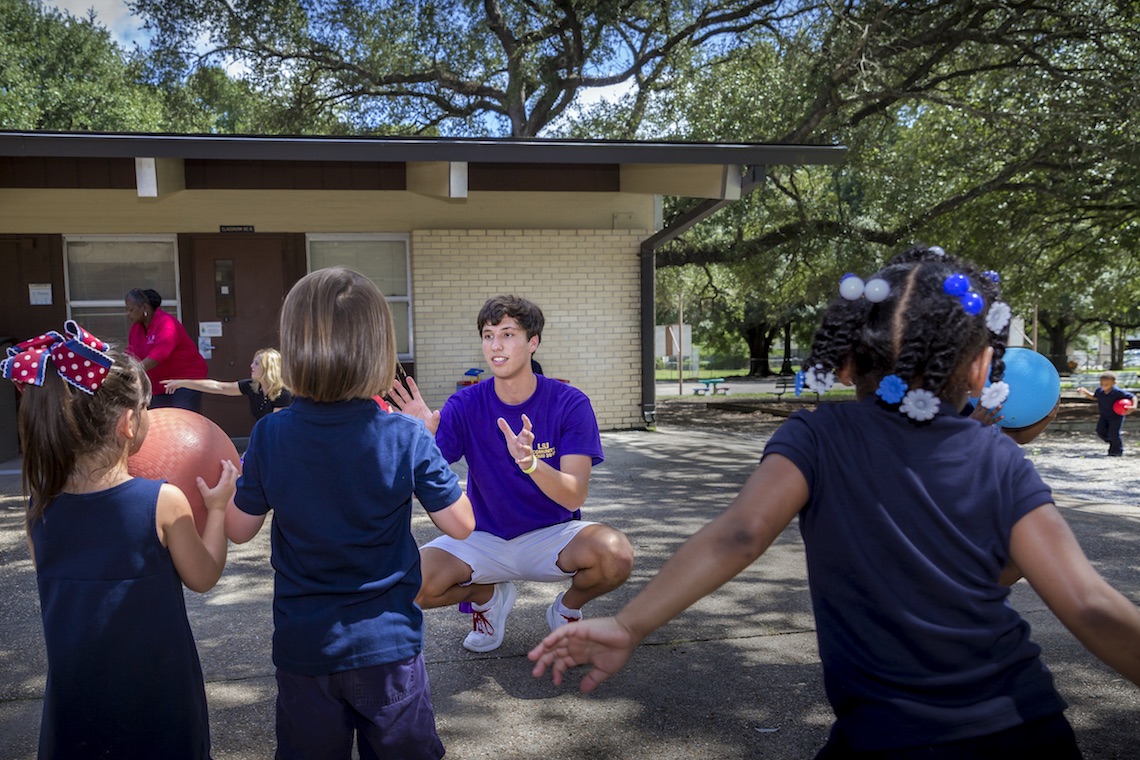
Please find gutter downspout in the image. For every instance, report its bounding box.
[638,165,766,425]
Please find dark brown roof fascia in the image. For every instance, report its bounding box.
[0,131,846,167]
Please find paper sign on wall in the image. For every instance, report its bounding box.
[29,284,52,306]
[199,322,223,337]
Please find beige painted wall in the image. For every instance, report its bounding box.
[411,230,646,431]
[0,189,652,431]
[0,189,655,233]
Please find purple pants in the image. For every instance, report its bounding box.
[275,653,444,760]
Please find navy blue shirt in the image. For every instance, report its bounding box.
[1091,384,1135,418]
[764,396,1065,751]
[235,398,462,676]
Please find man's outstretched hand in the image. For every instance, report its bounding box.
[389,376,441,434]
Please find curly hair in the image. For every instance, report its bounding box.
[805,245,1007,407]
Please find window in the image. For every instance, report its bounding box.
[307,234,413,360]
[65,236,180,347]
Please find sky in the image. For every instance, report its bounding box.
[46,0,151,47]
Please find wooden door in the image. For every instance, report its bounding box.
[191,236,288,437]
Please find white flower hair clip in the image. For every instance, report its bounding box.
[980,381,1010,409]
[801,364,835,394]
[877,374,942,423]
[986,302,1011,334]
[899,388,941,421]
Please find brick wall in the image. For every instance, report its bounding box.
[411,229,646,431]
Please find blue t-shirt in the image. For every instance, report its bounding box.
[764,396,1066,751]
[436,375,603,539]
[234,397,462,676]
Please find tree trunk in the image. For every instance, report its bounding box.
[744,322,775,377]
[1038,315,1071,374]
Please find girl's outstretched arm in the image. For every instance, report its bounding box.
[159,460,239,592]
[1012,504,1140,685]
[163,378,241,396]
[529,453,808,692]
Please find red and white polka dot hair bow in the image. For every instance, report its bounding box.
[1,320,113,395]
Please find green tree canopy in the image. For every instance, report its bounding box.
[129,0,806,137]
[0,0,163,130]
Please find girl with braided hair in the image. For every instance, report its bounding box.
[531,246,1140,757]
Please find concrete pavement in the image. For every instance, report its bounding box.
[1,421,1138,758]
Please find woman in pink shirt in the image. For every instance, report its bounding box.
[126,288,208,412]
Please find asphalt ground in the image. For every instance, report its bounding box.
[1,399,1138,759]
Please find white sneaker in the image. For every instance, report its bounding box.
[545,591,583,633]
[462,582,517,653]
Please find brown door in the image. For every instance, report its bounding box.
[191,235,288,437]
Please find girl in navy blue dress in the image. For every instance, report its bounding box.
[2,321,238,759]
[530,247,1140,757]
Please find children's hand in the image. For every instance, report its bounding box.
[198,459,239,513]
[970,403,1003,427]
[528,616,636,693]
[497,414,537,469]
[163,379,186,393]
[389,377,441,433]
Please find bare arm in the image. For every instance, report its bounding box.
[158,460,239,593]
[225,500,267,544]
[1012,504,1140,685]
[163,378,242,396]
[1077,387,1095,399]
[428,493,475,539]
[498,414,591,510]
[529,454,808,691]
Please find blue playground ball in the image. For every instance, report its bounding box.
[991,348,1061,429]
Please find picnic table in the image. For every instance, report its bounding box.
[693,378,730,396]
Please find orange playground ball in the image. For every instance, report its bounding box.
[128,408,241,535]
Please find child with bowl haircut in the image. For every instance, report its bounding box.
[228,267,475,759]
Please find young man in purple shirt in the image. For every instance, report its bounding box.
[392,295,634,652]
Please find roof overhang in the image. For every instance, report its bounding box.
[0,130,847,201]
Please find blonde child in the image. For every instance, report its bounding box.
[226,267,475,759]
[165,347,293,421]
[2,320,237,759]
[530,247,1140,757]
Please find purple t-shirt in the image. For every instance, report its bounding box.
[436,375,603,539]
[764,396,1065,751]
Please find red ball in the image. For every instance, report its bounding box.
[128,408,241,536]
[1114,398,1133,416]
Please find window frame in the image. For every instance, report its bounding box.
[305,233,413,361]
[62,234,182,343]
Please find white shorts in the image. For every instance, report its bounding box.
[423,521,596,585]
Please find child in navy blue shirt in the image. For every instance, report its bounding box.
[1078,371,1135,456]
[228,267,475,759]
[530,246,1140,757]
